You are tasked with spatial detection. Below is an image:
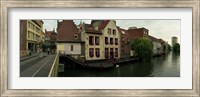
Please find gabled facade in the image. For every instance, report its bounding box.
[79,20,121,61]
[92,20,121,59]
[80,23,103,60]
[57,20,85,57]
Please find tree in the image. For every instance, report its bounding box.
[131,37,153,61]
[173,43,180,53]
[168,44,172,51]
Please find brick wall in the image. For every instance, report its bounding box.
[20,20,28,56]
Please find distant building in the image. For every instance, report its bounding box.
[20,20,43,57]
[44,29,57,51]
[172,36,178,47]
[148,36,162,55]
[57,20,85,58]
[117,27,130,58]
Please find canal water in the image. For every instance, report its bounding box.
[58,52,180,77]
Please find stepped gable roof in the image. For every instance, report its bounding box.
[57,20,79,41]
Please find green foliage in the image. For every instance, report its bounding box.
[131,37,153,61]
[168,44,172,51]
[173,43,180,53]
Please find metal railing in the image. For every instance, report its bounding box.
[48,52,59,77]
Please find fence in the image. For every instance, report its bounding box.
[48,52,59,77]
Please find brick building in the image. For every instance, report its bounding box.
[127,27,149,56]
[117,27,130,58]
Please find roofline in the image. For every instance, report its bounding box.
[57,41,85,43]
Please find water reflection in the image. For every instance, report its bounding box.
[58,52,180,77]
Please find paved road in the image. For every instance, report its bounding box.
[20,54,56,77]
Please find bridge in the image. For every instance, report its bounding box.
[20,52,59,77]
[20,51,137,77]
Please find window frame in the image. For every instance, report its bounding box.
[89,36,94,45]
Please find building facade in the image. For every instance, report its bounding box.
[118,27,130,58]
[92,20,121,60]
[44,29,57,51]
[57,20,84,58]
[20,20,44,57]
[127,27,149,57]
[148,35,162,55]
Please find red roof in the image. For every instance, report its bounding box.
[45,31,56,37]
[148,35,160,42]
[98,20,110,30]
[57,20,79,41]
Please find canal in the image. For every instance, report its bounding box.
[58,52,180,77]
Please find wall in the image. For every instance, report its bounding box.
[152,41,162,55]
[82,31,104,60]
[20,20,28,57]
[103,20,121,59]
[57,42,81,55]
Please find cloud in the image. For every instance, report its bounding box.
[43,19,180,45]
[116,20,180,45]
[43,20,57,32]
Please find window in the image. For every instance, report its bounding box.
[115,48,118,57]
[105,37,108,44]
[122,46,124,51]
[122,37,125,42]
[89,36,94,45]
[71,45,73,51]
[95,36,100,45]
[28,31,30,38]
[105,48,108,58]
[110,48,114,58]
[115,38,118,45]
[110,38,113,44]
[74,35,78,39]
[33,33,35,40]
[127,38,130,44]
[89,48,94,57]
[113,29,116,35]
[95,48,100,57]
[108,28,111,35]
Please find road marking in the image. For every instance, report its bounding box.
[32,56,52,77]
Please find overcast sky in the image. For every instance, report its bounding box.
[43,20,180,46]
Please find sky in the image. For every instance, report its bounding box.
[43,20,180,46]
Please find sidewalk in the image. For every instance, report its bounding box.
[20,53,39,62]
